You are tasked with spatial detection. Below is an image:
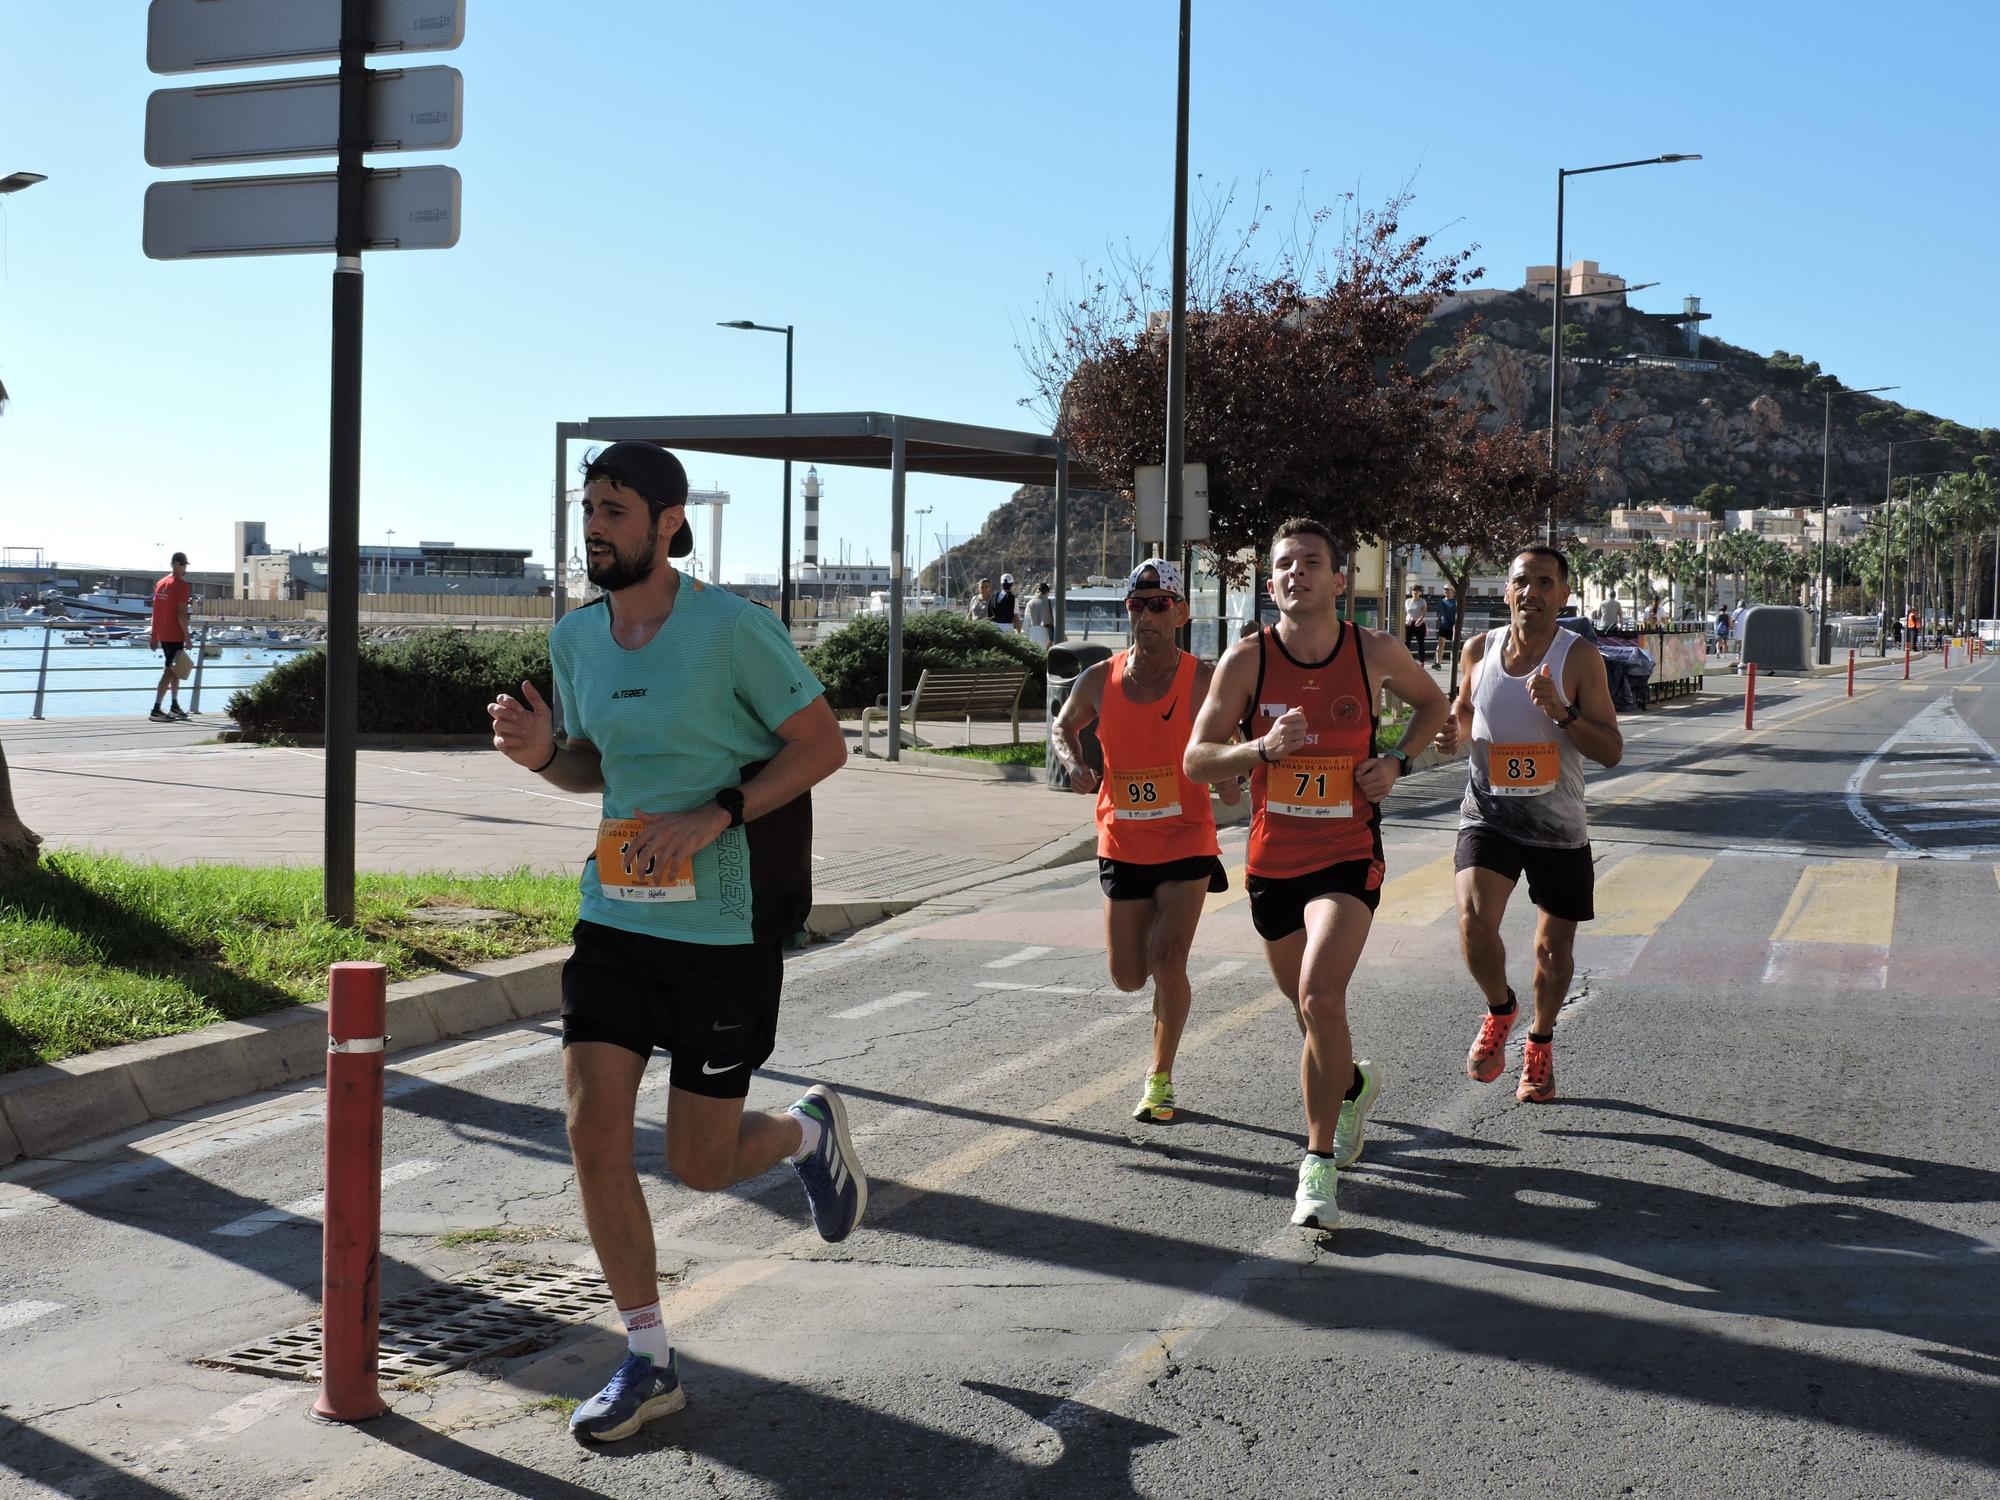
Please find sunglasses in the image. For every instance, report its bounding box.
[1125,594,1177,615]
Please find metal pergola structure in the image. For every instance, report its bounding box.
[551,412,1104,760]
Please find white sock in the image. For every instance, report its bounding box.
[617,1300,670,1365]
[787,1104,823,1163]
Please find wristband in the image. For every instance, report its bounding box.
[529,742,559,773]
[1386,747,1409,773]
[1257,737,1277,764]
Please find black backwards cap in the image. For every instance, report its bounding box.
[582,441,694,557]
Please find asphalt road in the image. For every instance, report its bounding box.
[4,653,1998,1499]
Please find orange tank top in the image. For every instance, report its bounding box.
[1242,622,1384,882]
[1094,649,1219,864]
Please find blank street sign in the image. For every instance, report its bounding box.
[147,67,463,167]
[143,166,461,259]
[148,0,465,75]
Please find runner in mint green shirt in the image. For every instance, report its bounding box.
[487,441,862,1443]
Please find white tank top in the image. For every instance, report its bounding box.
[1458,626,1589,848]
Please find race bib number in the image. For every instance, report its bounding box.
[1487,742,1559,797]
[1268,755,1354,819]
[1110,766,1182,820]
[594,818,696,902]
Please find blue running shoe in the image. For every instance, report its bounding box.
[791,1083,867,1243]
[569,1351,685,1443]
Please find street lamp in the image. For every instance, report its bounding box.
[1546,153,1702,544]
[384,528,395,594]
[0,172,45,413]
[1815,383,1896,662]
[913,505,933,600]
[718,319,795,622]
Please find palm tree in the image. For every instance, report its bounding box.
[1662,538,1700,618]
[0,735,40,878]
[1597,552,1631,619]
[1567,545,1601,614]
[1629,538,1665,616]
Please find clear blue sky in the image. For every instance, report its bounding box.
[3,1,1995,584]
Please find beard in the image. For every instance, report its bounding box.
[586,534,661,592]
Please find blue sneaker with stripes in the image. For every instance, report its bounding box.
[791,1083,867,1242]
[569,1351,685,1443]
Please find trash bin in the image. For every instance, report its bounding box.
[1044,639,1114,791]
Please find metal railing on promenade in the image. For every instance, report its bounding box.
[0,624,287,719]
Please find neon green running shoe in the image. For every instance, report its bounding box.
[1290,1155,1339,1230]
[1131,1071,1175,1122]
[1332,1059,1382,1170]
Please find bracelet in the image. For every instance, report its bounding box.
[1256,738,1277,764]
[529,742,559,773]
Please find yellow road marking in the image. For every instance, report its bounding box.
[1204,862,1248,914]
[1375,853,1459,926]
[1591,853,1712,937]
[1771,863,1897,945]
[1598,771,1679,806]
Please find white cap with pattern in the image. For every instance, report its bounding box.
[1125,557,1184,598]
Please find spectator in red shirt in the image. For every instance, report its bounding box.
[149,552,193,721]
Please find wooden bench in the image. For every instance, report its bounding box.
[858,667,1032,757]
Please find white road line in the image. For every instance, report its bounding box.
[832,990,930,1021]
[1879,782,2000,795]
[0,1300,62,1333]
[1879,766,1984,779]
[1888,797,2000,812]
[1900,817,2000,832]
[1196,960,1247,982]
[785,930,913,979]
[212,1158,441,1238]
[985,945,1053,969]
[976,980,1094,995]
[148,1387,298,1458]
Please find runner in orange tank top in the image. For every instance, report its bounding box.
[1053,558,1242,1123]
[1187,519,1449,1231]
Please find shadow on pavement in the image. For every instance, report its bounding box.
[0,1413,186,1499]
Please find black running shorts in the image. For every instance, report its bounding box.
[1098,854,1228,902]
[1454,825,1595,923]
[158,639,185,663]
[560,920,783,1099]
[1245,858,1381,940]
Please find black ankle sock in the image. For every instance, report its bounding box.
[1306,1149,1336,1161]
[1527,1030,1553,1045]
[1488,987,1517,1016]
[1343,1068,1364,1102]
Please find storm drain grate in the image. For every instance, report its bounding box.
[199,1265,608,1381]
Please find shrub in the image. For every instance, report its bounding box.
[807,613,1049,712]
[228,628,551,740]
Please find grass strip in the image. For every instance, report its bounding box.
[926,739,1049,767]
[0,850,578,1073]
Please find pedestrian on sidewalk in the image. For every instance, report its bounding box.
[1403,583,1428,662]
[1025,581,1054,647]
[968,578,993,623]
[1185,519,1450,1231]
[148,552,193,721]
[1433,546,1623,1108]
[487,439,858,1444]
[1051,557,1241,1124]
[1434,584,1458,670]
[990,573,1019,634]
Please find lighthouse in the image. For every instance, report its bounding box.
[801,466,822,570]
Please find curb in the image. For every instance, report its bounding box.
[218,732,493,750]
[0,832,1100,1167]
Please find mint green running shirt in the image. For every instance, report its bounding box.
[550,575,823,945]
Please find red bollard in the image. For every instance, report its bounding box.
[1847,649,1855,698]
[314,962,389,1423]
[1944,639,1951,670]
[1904,635,1912,680]
[1744,661,1757,730]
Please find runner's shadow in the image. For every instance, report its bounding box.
[0,1413,186,1499]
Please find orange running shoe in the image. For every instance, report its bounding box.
[1465,995,1519,1083]
[1517,1038,1555,1103]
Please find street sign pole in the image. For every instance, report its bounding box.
[324,0,367,926]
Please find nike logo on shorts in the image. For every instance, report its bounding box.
[701,1059,746,1075]
[712,1021,743,1032]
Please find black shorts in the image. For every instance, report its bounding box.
[158,639,184,663]
[1454,825,1595,923]
[1099,854,1227,902]
[1246,859,1382,940]
[560,920,783,1099]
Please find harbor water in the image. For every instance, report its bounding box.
[0,627,305,720]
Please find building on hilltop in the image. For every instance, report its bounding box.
[238,523,547,600]
[1526,259,1628,303]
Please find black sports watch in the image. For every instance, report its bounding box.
[714,787,746,828]
[1562,702,1582,726]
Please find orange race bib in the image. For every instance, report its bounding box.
[594,818,696,903]
[1267,755,1354,819]
[1486,742,1559,797]
[1109,765,1182,821]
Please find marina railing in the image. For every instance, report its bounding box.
[0,625,294,719]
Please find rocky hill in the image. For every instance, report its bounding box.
[935,290,1996,591]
